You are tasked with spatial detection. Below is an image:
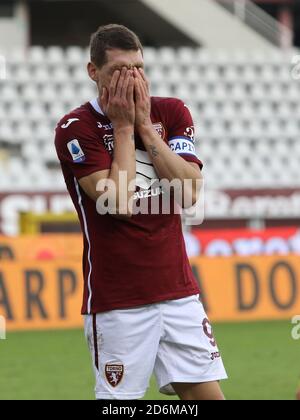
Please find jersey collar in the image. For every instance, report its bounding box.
[89,98,105,115]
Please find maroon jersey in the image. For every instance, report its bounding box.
[55,97,202,314]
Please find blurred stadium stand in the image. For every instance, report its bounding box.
[0,46,299,191]
[141,0,286,49]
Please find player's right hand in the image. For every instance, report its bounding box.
[101,67,135,130]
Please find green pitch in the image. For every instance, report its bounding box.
[0,321,298,400]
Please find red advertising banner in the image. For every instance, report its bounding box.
[187,227,300,257]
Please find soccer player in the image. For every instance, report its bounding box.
[55,24,227,400]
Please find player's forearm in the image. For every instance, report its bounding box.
[138,125,202,206]
[108,126,136,216]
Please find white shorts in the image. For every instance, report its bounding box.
[84,294,227,400]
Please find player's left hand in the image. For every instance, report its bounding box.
[133,67,152,132]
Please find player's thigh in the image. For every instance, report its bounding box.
[84,305,161,398]
[154,295,227,396]
[172,381,225,401]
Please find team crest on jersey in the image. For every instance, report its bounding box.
[153,122,165,139]
[67,139,85,163]
[105,364,124,387]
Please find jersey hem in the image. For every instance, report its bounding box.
[81,288,201,314]
[95,391,146,400]
[159,373,228,396]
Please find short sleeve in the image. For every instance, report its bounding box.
[167,100,203,169]
[55,118,112,180]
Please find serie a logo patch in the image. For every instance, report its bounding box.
[67,139,86,163]
[105,363,124,387]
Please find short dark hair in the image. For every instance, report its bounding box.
[90,24,143,68]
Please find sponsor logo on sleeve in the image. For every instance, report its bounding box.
[98,121,114,130]
[61,118,80,128]
[102,134,114,153]
[67,139,85,163]
[168,136,197,157]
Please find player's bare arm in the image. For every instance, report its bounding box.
[79,67,136,216]
[134,68,202,207]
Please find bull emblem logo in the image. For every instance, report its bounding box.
[153,122,165,139]
[105,364,124,387]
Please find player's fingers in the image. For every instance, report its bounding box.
[116,67,127,98]
[139,78,147,103]
[137,77,147,101]
[127,75,135,104]
[133,77,142,103]
[138,67,147,83]
[109,70,120,98]
[134,67,149,97]
[101,87,108,110]
[121,70,131,99]
[133,66,142,81]
[143,73,150,94]
[141,78,148,99]
[141,73,150,95]
[135,67,148,86]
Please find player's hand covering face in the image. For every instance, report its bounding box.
[101,67,135,129]
[133,67,152,130]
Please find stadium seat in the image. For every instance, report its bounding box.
[143,47,157,67]
[8,49,26,65]
[15,122,34,144]
[66,46,85,65]
[28,46,46,65]
[46,47,65,65]
[157,47,177,66]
